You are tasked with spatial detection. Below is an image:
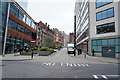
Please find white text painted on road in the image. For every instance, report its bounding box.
[42,62,90,67]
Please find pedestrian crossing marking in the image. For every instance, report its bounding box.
[101,75,108,79]
[93,75,99,79]
[93,75,120,79]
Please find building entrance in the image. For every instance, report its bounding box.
[102,47,115,58]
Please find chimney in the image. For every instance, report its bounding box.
[48,25,50,29]
[45,22,47,26]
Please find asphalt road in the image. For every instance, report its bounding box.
[2,48,119,79]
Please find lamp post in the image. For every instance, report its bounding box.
[74,16,76,56]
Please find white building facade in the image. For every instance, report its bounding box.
[75,0,120,58]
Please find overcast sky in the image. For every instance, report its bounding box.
[27,0,76,35]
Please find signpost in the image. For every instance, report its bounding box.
[83,41,87,58]
[31,39,36,59]
[31,39,36,44]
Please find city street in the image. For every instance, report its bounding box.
[2,48,119,79]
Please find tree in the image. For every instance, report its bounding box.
[43,36,55,48]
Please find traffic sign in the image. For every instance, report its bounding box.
[83,41,87,45]
[31,39,36,44]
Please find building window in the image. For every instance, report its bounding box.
[96,8,114,21]
[97,22,115,34]
[96,0,113,8]
[10,3,19,17]
[26,17,31,26]
[17,24,25,33]
[92,38,120,53]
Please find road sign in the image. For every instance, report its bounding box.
[31,39,36,44]
[83,41,87,45]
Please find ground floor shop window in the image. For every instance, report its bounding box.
[92,38,120,53]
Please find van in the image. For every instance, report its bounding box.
[67,44,75,54]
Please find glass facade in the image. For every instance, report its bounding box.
[2,2,8,37]
[26,17,31,26]
[96,0,113,8]
[2,2,36,54]
[96,8,114,21]
[10,3,19,17]
[97,22,115,34]
[92,38,120,53]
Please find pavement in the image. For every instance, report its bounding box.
[1,48,119,64]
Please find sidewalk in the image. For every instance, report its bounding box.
[2,53,33,61]
[75,51,119,64]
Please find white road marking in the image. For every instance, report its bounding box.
[93,75,99,79]
[81,64,86,67]
[42,62,55,66]
[73,63,77,67]
[61,63,63,66]
[86,64,89,67]
[101,75,108,79]
[77,64,81,67]
[42,62,90,67]
[106,75,120,77]
[66,63,73,66]
[93,75,120,79]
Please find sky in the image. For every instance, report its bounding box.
[27,0,76,35]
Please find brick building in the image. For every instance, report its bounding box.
[69,33,74,43]
[36,21,54,48]
[53,28,64,48]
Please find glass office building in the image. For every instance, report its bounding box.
[75,0,89,53]
[2,1,36,54]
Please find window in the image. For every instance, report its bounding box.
[2,2,8,15]
[108,39,115,46]
[102,39,107,46]
[17,25,24,33]
[97,22,115,34]
[92,38,120,53]
[10,4,19,17]
[92,40,96,46]
[96,0,112,8]
[115,38,120,45]
[25,28,31,36]
[31,22,36,30]
[81,18,88,31]
[96,8,114,21]
[19,11,24,21]
[116,46,120,52]
[96,12,101,21]
[107,8,114,17]
[26,17,31,26]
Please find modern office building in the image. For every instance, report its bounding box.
[75,0,89,54]
[75,0,120,58]
[2,1,37,55]
[16,0,28,11]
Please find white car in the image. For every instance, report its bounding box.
[67,44,75,54]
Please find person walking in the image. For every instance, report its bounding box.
[80,48,82,54]
[92,49,94,56]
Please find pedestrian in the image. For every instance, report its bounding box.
[77,48,80,55]
[80,48,82,54]
[92,49,94,56]
[20,47,23,54]
[14,47,17,56]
